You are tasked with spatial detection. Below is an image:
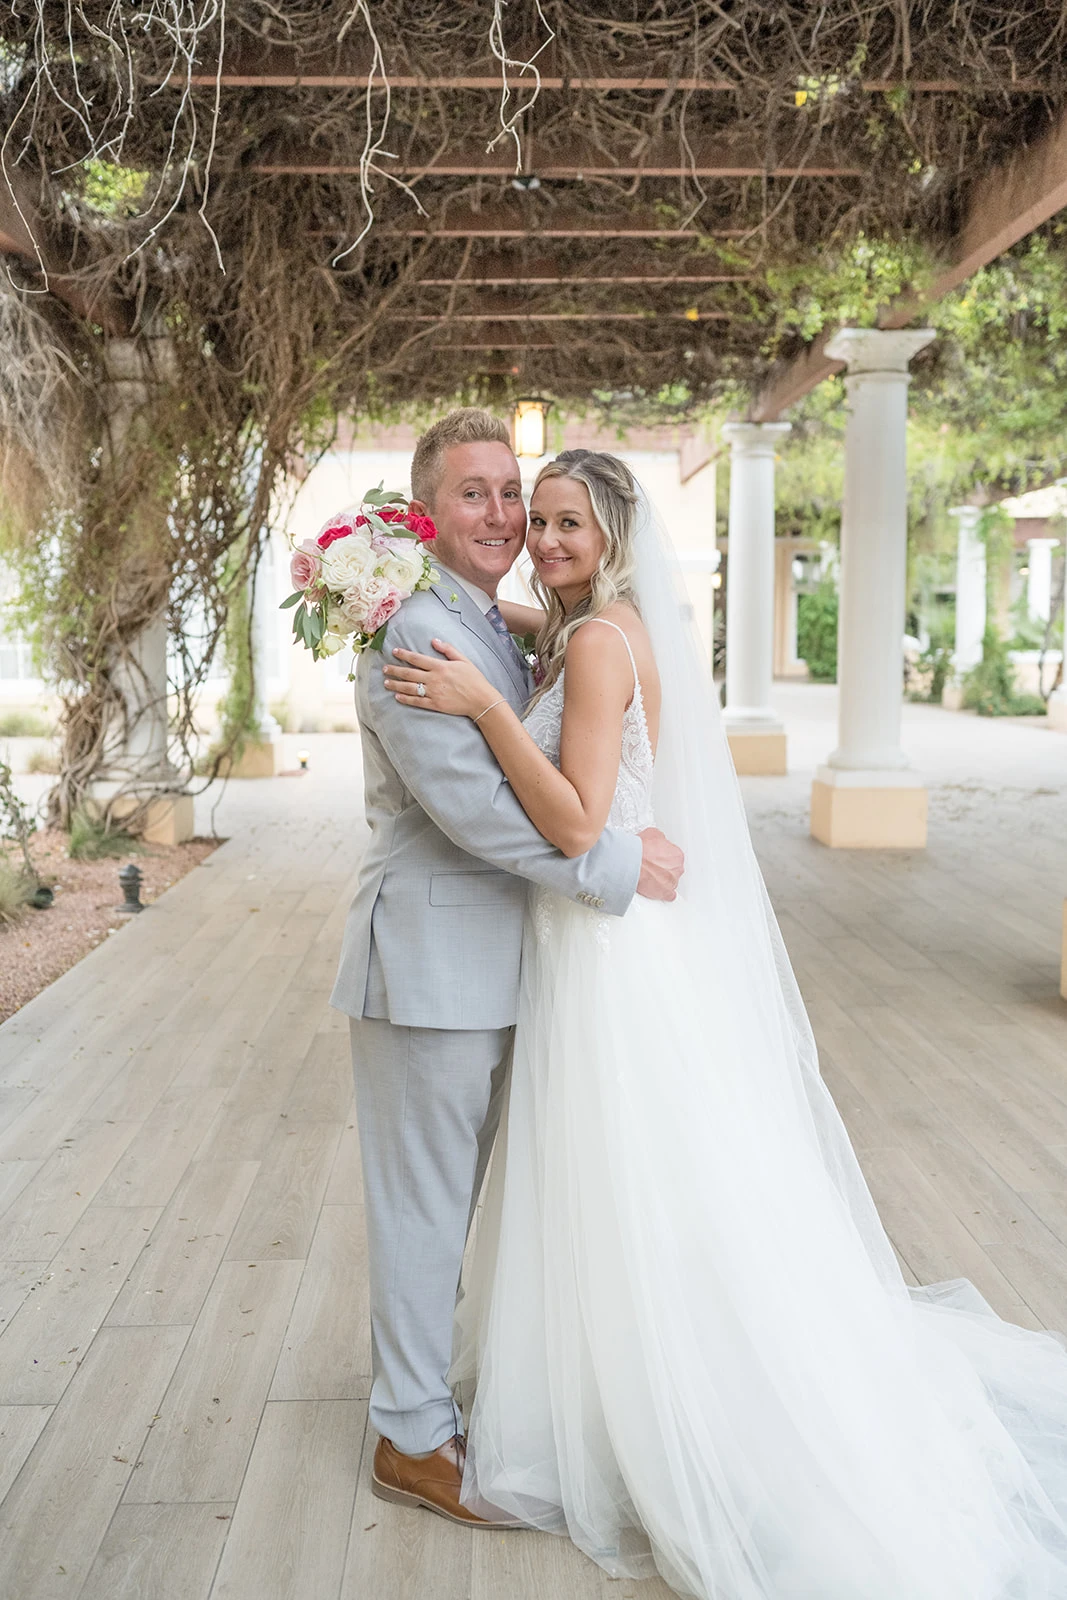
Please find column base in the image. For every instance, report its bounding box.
[1049,688,1067,733]
[941,681,965,712]
[225,738,284,779]
[810,767,927,849]
[724,723,787,775]
[103,792,195,846]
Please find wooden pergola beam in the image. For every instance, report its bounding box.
[403,308,729,321]
[252,137,863,180]
[374,210,743,239]
[415,262,752,285]
[751,106,1067,423]
[169,45,1048,93]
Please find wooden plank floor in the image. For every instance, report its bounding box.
[0,699,1064,1600]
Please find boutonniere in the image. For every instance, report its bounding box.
[514,631,543,684]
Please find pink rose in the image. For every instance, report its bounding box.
[290,540,323,592]
[364,586,403,633]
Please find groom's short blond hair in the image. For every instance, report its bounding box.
[411,408,512,507]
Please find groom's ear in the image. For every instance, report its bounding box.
[408,496,431,518]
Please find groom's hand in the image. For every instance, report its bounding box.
[636,828,684,901]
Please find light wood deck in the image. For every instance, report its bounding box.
[0,695,1064,1600]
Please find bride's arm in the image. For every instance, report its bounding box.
[384,624,631,858]
[495,598,545,636]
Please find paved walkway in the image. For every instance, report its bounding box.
[0,690,1064,1600]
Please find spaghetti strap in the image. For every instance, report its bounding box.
[577,616,640,697]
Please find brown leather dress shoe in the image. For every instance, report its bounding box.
[371,1433,525,1528]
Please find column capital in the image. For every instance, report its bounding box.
[1026,536,1061,549]
[825,326,935,374]
[721,420,791,457]
[949,504,984,528]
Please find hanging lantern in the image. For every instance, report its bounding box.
[512,397,549,459]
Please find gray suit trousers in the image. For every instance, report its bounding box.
[350,1016,513,1455]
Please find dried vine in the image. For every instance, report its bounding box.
[0,3,1065,822]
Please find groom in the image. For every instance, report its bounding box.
[330,408,683,1524]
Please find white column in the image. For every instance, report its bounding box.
[100,338,179,787]
[1027,537,1059,622]
[250,543,282,743]
[722,421,790,774]
[950,505,986,671]
[811,327,934,847]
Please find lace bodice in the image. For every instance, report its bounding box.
[522,618,655,835]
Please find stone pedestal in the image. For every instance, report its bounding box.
[810,767,928,850]
[726,729,788,775]
[90,785,195,846]
[226,739,284,779]
[1049,685,1067,732]
[721,421,791,775]
[811,327,934,848]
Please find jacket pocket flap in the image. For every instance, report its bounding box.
[429,870,509,907]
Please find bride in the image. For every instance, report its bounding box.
[382,448,1067,1600]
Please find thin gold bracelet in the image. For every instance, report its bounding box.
[473,698,506,724]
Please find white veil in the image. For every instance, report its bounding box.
[631,488,902,1290]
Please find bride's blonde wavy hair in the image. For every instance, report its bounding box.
[527,449,640,707]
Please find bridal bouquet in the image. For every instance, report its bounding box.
[282,485,439,672]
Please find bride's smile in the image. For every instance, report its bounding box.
[528,478,607,611]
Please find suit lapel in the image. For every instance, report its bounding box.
[430,581,532,700]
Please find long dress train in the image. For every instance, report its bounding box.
[453,619,1067,1600]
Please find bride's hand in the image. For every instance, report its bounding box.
[384,640,499,718]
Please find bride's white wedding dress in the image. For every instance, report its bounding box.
[452,588,1067,1596]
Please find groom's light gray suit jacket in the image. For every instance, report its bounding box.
[330,578,642,1030]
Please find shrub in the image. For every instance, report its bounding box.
[962,627,1048,717]
[796,578,839,682]
[0,859,34,925]
[0,710,52,738]
[68,807,142,861]
[26,747,60,775]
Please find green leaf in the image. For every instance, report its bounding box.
[363,485,407,507]
[308,609,326,646]
[279,590,303,610]
[368,624,389,652]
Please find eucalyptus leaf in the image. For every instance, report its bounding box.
[369,624,389,653]
[279,590,303,609]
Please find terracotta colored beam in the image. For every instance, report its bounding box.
[251,137,863,180]
[373,210,744,239]
[415,263,752,285]
[751,105,1067,422]
[165,46,1047,93]
[401,307,730,321]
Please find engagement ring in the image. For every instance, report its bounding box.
[416,682,426,697]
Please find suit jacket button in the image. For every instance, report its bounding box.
[594,897,604,908]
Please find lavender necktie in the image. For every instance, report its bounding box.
[486,604,526,673]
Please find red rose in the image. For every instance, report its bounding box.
[407,513,438,542]
[317,522,354,550]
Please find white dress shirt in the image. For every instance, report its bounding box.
[436,564,495,617]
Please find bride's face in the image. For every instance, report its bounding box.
[527,478,606,606]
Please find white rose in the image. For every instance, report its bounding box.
[326,603,358,635]
[376,539,426,594]
[343,572,394,619]
[319,632,347,655]
[320,533,376,592]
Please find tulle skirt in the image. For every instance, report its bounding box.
[452,889,1067,1599]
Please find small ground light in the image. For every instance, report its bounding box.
[298,750,309,771]
[117,862,144,913]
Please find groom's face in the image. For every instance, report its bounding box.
[411,441,526,597]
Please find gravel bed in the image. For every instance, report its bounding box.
[0,830,220,1023]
